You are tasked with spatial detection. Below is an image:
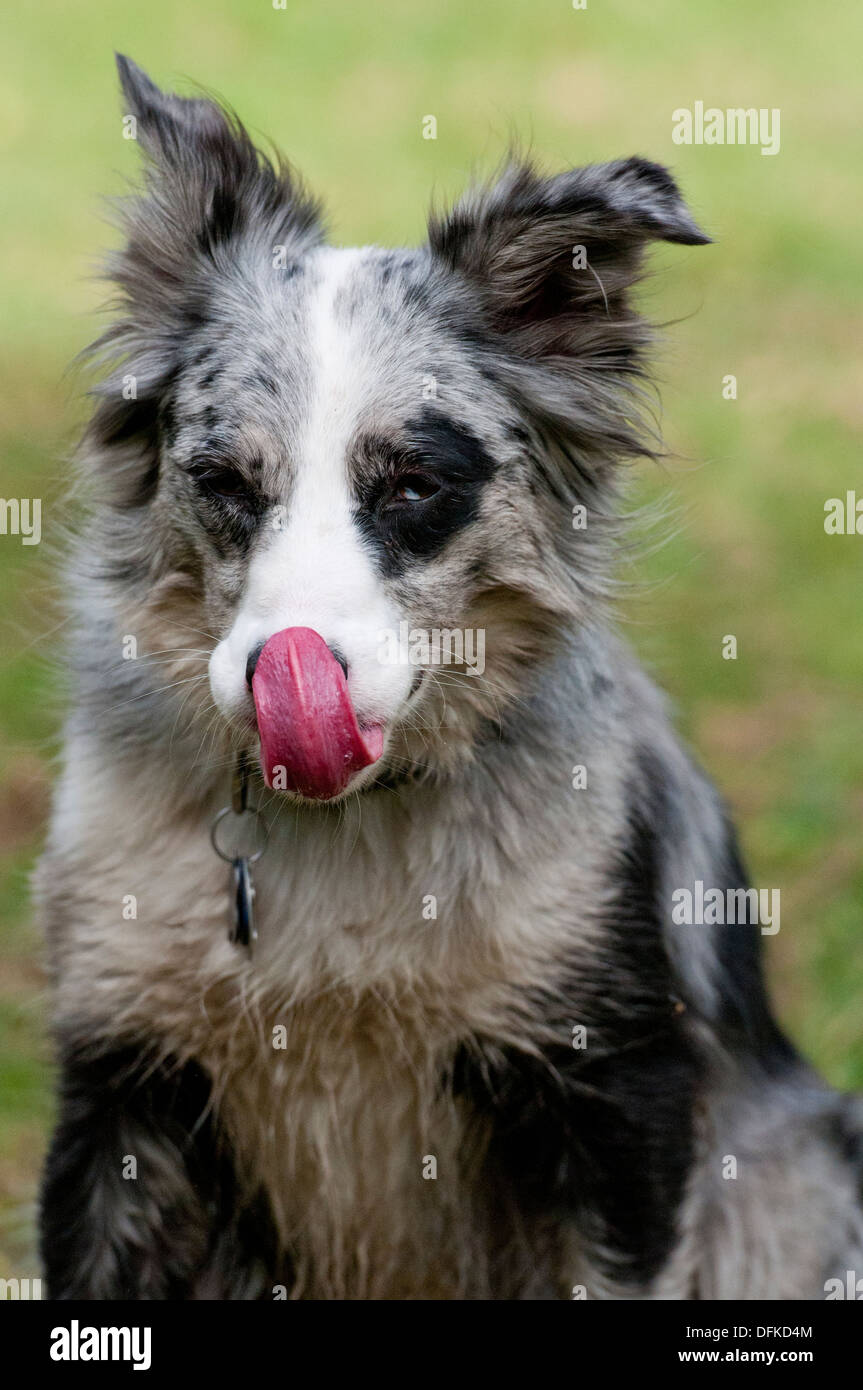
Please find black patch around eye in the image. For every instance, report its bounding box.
[355,410,498,578]
[190,464,250,497]
[183,461,269,553]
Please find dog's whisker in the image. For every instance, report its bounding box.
[101,674,213,714]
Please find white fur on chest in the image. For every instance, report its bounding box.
[46,739,599,1015]
[40,746,600,1296]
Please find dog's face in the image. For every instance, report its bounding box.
[164,242,526,799]
[87,57,707,802]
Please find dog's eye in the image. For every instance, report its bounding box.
[389,474,440,504]
[189,465,250,500]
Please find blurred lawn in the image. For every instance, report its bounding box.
[1,0,861,1277]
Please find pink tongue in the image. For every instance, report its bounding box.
[251,627,383,799]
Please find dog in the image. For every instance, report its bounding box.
[36,54,863,1300]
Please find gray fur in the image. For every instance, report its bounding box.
[36,56,863,1300]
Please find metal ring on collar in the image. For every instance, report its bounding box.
[210,805,268,864]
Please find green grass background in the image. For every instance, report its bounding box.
[1,0,861,1277]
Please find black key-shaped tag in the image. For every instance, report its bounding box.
[212,755,268,954]
[230,855,257,949]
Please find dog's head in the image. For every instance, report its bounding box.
[84,56,708,802]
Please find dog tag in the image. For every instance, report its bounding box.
[211,755,267,954]
[230,856,257,949]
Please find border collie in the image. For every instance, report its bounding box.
[37,55,863,1299]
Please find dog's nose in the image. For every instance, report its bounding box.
[328,646,349,679]
[246,638,348,689]
[245,641,265,689]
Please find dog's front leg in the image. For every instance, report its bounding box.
[40,1041,224,1300]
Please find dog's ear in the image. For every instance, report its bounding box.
[117,53,233,165]
[114,54,322,260]
[428,157,709,361]
[83,59,322,511]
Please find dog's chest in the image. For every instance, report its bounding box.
[203,985,503,1298]
[47,765,589,1295]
